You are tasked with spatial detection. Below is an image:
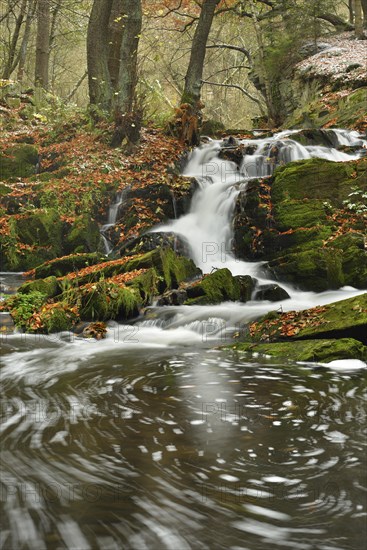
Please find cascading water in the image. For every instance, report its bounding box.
[100,191,124,255]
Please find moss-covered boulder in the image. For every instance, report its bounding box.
[34,253,102,278]
[18,276,60,298]
[65,215,101,254]
[246,294,367,345]
[71,282,140,322]
[1,291,47,330]
[184,269,254,305]
[0,144,38,180]
[229,338,367,363]
[234,157,367,291]
[1,208,64,270]
[254,284,290,302]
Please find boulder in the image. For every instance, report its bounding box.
[0,144,38,180]
[34,253,102,278]
[254,284,290,302]
[184,269,254,305]
[229,338,367,364]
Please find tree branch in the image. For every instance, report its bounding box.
[202,79,265,111]
[206,43,252,64]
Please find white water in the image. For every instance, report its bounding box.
[100,191,124,254]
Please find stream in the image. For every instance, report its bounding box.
[1,129,366,549]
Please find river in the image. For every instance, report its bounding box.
[1,129,366,549]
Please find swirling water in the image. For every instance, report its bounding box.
[1,129,366,549]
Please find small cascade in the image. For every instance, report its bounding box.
[153,128,366,278]
[100,191,124,255]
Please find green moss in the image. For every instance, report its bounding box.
[272,159,350,205]
[274,199,327,231]
[184,268,250,305]
[0,144,38,180]
[66,215,101,254]
[40,303,79,333]
[268,249,329,291]
[228,338,367,363]
[126,268,159,305]
[34,253,102,278]
[12,209,61,248]
[18,276,61,298]
[0,183,11,196]
[76,282,140,321]
[298,294,367,341]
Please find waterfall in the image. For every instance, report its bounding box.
[100,191,124,255]
[153,129,366,280]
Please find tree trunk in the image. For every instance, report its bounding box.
[349,0,355,23]
[87,0,113,112]
[355,0,365,38]
[2,0,27,80]
[35,0,50,89]
[108,0,124,92]
[181,0,220,106]
[111,0,142,147]
[17,0,36,84]
[361,0,367,26]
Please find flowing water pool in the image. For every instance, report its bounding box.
[1,332,366,549]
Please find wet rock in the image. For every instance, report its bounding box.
[157,289,188,306]
[74,322,107,340]
[184,268,254,305]
[65,214,101,254]
[228,338,367,364]
[34,253,102,279]
[118,232,190,258]
[254,284,290,302]
[0,312,15,335]
[18,276,61,299]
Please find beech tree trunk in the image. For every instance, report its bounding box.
[361,0,367,26]
[35,0,50,89]
[87,0,113,112]
[111,0,142,147]
[181,0,220,105]
[114,0,142,114]
[17,0,36,84]
[354,0,364,38]
[2,0,27,80]
[108,0,124,92]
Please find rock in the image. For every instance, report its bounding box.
[201,119,225,136]
[254,284,290,302]
[118,232,190,258]
[34,253,102,278]
[246,294,367,345]
[184,268,254,305]
[77,322,107,340]
[65,214,101,254]
[76,283,140,322]
[18,276,60,298]
[229,338,367,364]
[233,157,367,291]
[0,312,15,335]
[157,289,188,306]
[0,144,38,180]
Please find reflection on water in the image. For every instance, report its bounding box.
[1,334,366,549]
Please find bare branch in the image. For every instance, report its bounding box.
[206,43,252,64]
[202,79,265,111]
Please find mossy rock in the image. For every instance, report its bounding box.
[38,302,79,333]
[228,338,367,363]
[326,232,367,289]
[125,268,159,305]
[18,276,61,298]
[273,199,327,231]
[272,158,352,205]
[76,283,140,322]
[34,253,102,278]
[246,294,367,345]
[65,215,101,254]
[122,248,200,293]
[0,183,11,196]
[254,284,290,302]
[267,249,329,291]
[12,208,62,249]
[184,269,254,305]
[0,144,38,180]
